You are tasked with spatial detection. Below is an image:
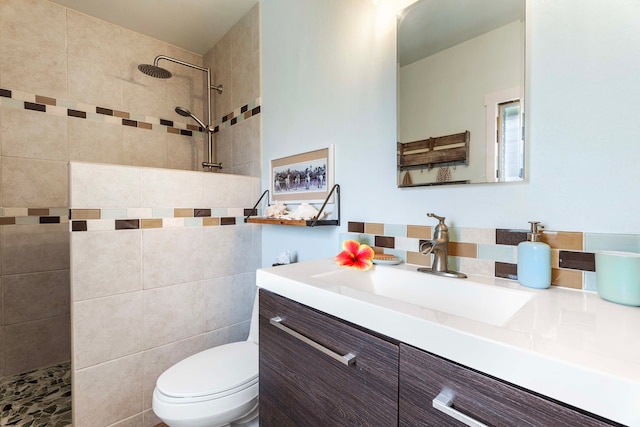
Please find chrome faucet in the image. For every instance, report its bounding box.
[418,213,467,279]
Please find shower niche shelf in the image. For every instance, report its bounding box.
[244,184,340,227]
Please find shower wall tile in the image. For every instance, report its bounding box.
[3,314,70,375]
[1,108,68,161]
[141,168,204,207]
[71,230,142,301]
[203,172,257,208]
[143,281,205,350]
[74,353,143,427]
[1,223,69,275]
[166,133,202,171]
[204,272,256,332]
[0,39,68,102]
[73,291,143,369]
[68,55,124,112]
[232,49,261,109]
[142,335,205,410]
[0,0,67,53]
[230,3,260,70]
[2,157,68,207]
[142,227,204,289]
[70,162,142,208]
[67,10,124,74]
[68,119,124,165]
[2,270,70,324]
[123,125,168,169]
[232,114,261,173]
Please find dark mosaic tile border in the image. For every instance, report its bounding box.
[0,86,261,137]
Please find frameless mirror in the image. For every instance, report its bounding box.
[397,0,525,187]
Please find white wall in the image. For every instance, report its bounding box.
[260,0,640,266]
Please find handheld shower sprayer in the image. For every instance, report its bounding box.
[175,107,213,133]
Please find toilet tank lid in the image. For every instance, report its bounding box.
[156,341,258,399]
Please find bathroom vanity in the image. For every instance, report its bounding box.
[257,259,640,426]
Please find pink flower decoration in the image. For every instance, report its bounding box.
[335,240,375,271]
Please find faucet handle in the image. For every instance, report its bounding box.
[427,213,446,223]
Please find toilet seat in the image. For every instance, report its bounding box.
[156,341,258,403]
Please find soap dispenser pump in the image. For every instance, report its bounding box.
[517,221,551,289]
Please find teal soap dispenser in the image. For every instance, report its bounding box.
[517,221,551,289]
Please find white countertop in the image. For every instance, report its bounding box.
[256,259,640,426]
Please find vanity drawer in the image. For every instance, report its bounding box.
[399,343,619,426]
[259,289,399,427]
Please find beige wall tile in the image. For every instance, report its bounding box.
[407,251,431,266]
[73,291,143,369]
[69,119,124,164]
[3,270,70,324]
[365,222,385,235]
[552,268,583,289]
[407,225,432,239]
[67,10,124,74]
[123,126,167,169]
[205,272,255,332]
[68,55,123,110]
[454,227,496,244]
[143,281,205,349]
[110,414,144,427]
[230,4,260,70]
[233,115,261,171]
[74,353,143,427]
[3,314,70,375]
[141,168,203,208]
[448,242,478,258]
[458,257,496,277]
[215,126,234,170]
[2,158,68,207]
[71,230,142,301]
[203,173,256,208]
[142,336,205,410]
[543,231,583,251]
[204,321,250,348]
[1,108,68,161]
[166,134,201,171]
[204,225,256,279]
[142,409,163,427]
[0,39,67,99]
[69,162,141,208]
[231,50,260,108]
[1,223,69,274]
[0,0,66,53]
[142,227,204,289]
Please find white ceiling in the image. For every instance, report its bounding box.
[398,0,524,67]
[49,0,259,55]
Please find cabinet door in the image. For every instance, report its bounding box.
[259,290,399,427]
[399,343,618,427]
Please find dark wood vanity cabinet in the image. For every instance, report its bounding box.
[259,289,399,427]
[259,289,618,427]
[399,343,617,427]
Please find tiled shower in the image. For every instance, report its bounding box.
[0,0,261,425]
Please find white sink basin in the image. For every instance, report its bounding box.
[312,266,533,326]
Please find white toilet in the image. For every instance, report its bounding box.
[152,295,260,427]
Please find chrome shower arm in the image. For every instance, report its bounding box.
[154,55,208,73]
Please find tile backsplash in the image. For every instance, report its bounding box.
[344,221,640,292]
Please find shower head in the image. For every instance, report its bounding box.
[175,106,209,131]
[137,63,172,79]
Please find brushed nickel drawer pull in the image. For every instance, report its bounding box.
[433,390,489,427]
[270,316,356,366]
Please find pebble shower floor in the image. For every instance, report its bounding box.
[0,362,71,427]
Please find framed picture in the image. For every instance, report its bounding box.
[271,145,334,204]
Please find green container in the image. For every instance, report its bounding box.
[595,251,640,306]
